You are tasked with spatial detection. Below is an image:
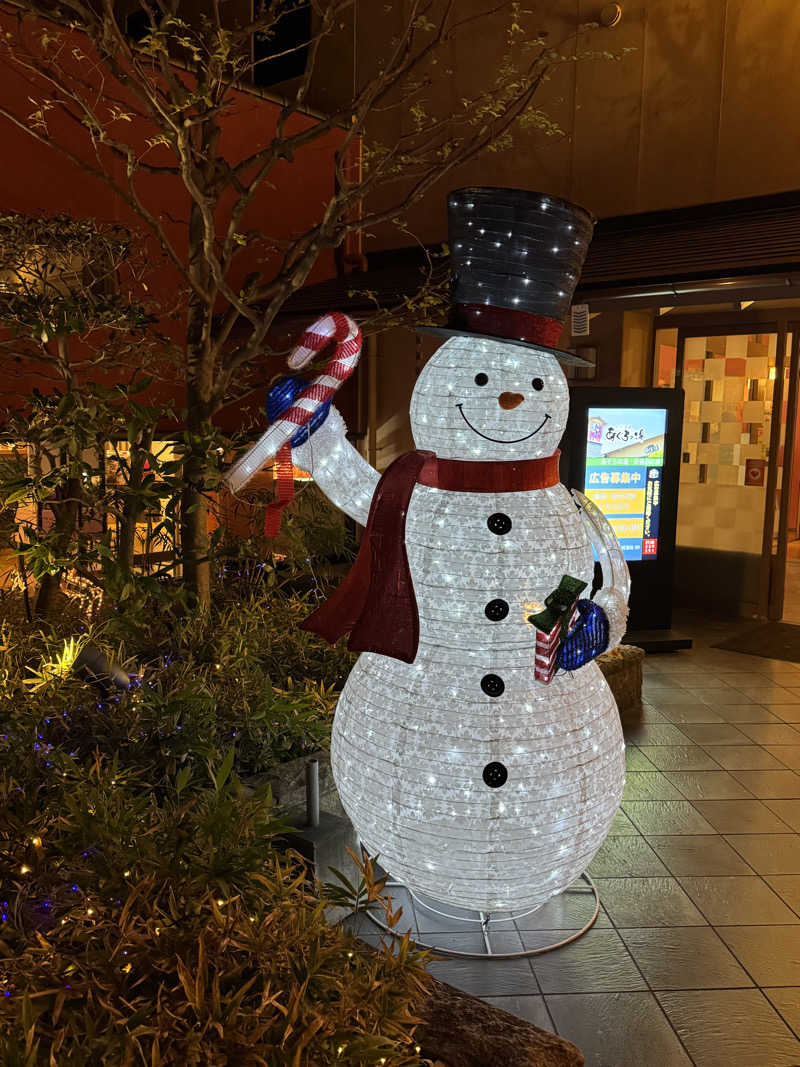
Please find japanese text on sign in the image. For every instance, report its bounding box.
[584,407,667,562]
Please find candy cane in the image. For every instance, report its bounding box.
[224,312,362,529]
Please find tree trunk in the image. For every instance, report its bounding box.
[116,431,153,577]
[180,184,216,610]
[179,377,213,610]
[180,446,211,608]
[33,475,82,617]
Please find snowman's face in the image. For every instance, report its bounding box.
[409,336,569,460]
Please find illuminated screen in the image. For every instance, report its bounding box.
[585,407,667,562]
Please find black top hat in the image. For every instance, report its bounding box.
[421,187,595,364]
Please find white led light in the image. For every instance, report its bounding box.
[293,336,627,913]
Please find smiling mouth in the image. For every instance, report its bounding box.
[456,404,551,443]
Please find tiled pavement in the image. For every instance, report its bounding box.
[350,620,800,1066]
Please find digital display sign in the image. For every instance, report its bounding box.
[584,407,667,562]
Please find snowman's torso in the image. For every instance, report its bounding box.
[330,480,626,913]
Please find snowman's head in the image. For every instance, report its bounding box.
[409,336,569,460]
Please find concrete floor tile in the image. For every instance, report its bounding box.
[523,928,647,993]
[422,928,524,956]
[546,992,693,1067]
[764,987,800,1038]
[678,723,751,745]
[638,746,722,771]
[662,770,754,800]
[658,705,726,724]
[620,926,754,989]
[725,833,800,875]
[426,955,539,995]
[587,835,670,878]
[645,835,754,876]
[677,875,799,925]
[674,674,740,688]
[717,926,800,985]
[766,745,800,769]
[645,689,718,707]
[594,876,707,927]
[623,723,693,746]
[692,688,760,706]
[756,673,800,688]
[736,723,800,746]
[691,799,795,834]
[622,800,716,835]
[514,889,611,932]
[702,745,788,770]
[730,769,800,799]
[607,808,639,835]
[718,671,792,685]
[770,704,800,723]
[483,994,554,1032]
[734,686,800,705]
[623,772,685,802]
[625,746,657,772]
[765,875,800,915]
[657,988,800,1066]
[714,705,784,724]
[640,704,670,722]
[764,799,800,832]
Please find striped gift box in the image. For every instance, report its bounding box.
[534,605,578,684]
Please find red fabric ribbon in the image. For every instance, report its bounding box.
[301,449,560,663]
[454,303,564,348]
[264,442,295,537]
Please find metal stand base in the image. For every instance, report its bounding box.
[364,873,600,960]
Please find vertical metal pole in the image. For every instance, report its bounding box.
[367,334,378,470]
[760,321,788,618]
[772,328,800,619]
[305,758,320,828]
[479,912,492,955]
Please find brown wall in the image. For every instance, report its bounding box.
[359,0,800,246]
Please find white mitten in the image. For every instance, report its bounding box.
[593,588,629,651]
[291,404,348,475]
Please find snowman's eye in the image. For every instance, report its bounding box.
[474,373,488,386]
[531,377,544,391]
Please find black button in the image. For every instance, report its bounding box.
[483,762,508,788]
[485,599,509,621]
[487,512,512,535]
[480,673,505,697]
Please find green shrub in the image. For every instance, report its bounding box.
[0,747,431,1065]
[0,584,355,781]
[0,563,433,1064]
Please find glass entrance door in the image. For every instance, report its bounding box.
[777,331,800,622]
[656,323,800,620]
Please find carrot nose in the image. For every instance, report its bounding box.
[498,391,525,410]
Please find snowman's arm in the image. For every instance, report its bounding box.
[571,489,630,650]
[291,405,379,526]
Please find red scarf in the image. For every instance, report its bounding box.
[301,449,560,663]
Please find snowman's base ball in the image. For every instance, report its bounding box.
[330,657,625,915]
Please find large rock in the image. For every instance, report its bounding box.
[597,643,644,728]
[417,976,584,1067]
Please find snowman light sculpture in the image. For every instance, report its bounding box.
[228,188,628,918]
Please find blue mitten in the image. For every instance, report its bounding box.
[266,375,332,447]
[557,599,610,672]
